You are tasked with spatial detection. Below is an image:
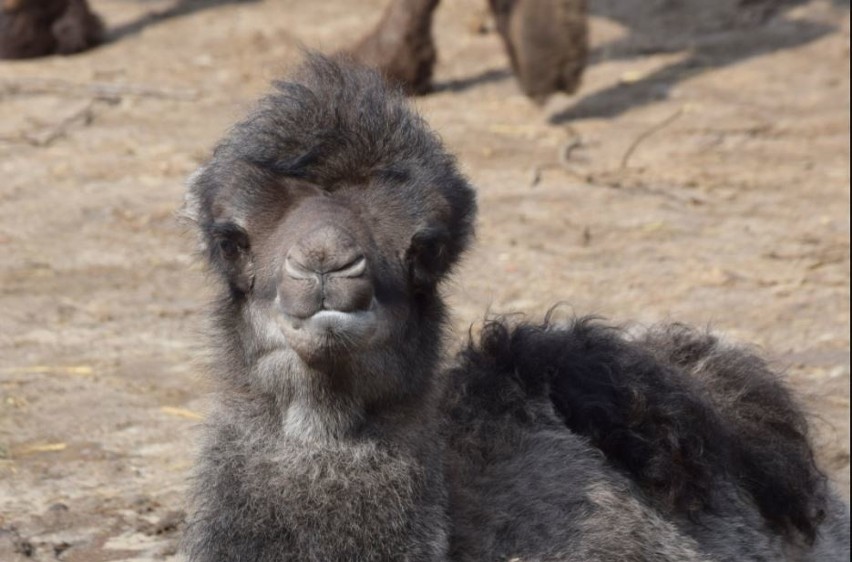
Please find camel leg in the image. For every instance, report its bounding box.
[489,0,588,103]
[0,0,102,59]
[349,0,441,95]
[52,0,103,55]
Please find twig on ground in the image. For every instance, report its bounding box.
[530,127,585,186]
[0,78,194,148]
[25,100,97,147]
[560,125,583,156]
[0,77,199,102]
[0,99,99,147]
[620,107,684,170]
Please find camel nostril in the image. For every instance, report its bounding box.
[285,244,368,280]
[327,255,366,278]
[284,254,318,280]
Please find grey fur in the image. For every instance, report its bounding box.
[182,55,849,562]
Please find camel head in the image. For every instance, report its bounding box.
[185,55,476,436]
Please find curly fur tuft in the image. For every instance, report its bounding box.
[191,52,476,287]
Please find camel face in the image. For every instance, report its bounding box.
[212,177,411,372]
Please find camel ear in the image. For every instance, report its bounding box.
[406,225,452,291]
[180,166,206,225]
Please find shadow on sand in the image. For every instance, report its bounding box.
[107,0,261,41]
[548,0,843,122]
[432,68,513,94]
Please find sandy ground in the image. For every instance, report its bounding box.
[0,0,849,560]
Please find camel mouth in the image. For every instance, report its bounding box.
[290,309,378,338]
[278,305,380,361]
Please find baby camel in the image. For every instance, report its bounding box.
[182,55,849,561]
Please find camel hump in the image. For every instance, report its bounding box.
[450,315,829,543]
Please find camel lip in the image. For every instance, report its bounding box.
[274,306,381,368]
[297,309,377,333]
[278,303,380,348]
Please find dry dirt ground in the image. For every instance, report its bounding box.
[0,0,849,560]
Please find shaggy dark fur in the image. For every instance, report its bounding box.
[183,55,849,561]
[445,320,711,562]
[456,318,833,541]
[452,317,728,515]
[638,324,829,540]
[450,317,850,559]
[0,0,102,59]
